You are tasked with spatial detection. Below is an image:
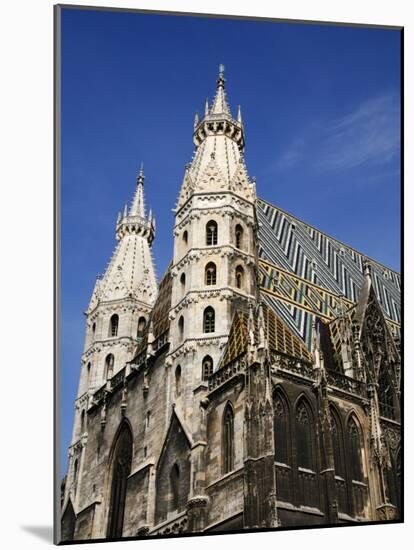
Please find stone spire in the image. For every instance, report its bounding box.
[210,64,231,115]
[176,65,251,210]
[87,167,157,312]
[129,163,146,218]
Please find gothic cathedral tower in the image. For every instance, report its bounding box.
[167,66,257,528]
[65,168,157,510]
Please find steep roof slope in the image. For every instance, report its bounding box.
[257,197,400,348]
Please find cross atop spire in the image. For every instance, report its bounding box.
[210,64,231,115]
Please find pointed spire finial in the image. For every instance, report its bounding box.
[123,203,128,219]
[204,97,209,116]
[217,63,225,88]
[237,104,242,124]
[211,65,231,116]
[194,111,199,130]
[137,162,145,185]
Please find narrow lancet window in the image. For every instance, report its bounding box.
[109,314,119,337]
[205,262,217,285]
[206,221,218,246]
[235,265,244,289]
[348,417,364,481]
[223,403,235,473]
[235,224,243,249]
[105,354,115,380]
[203,307,215,333]
[107,424,133,538]
[202,355,214,380]
[137,316,146,337]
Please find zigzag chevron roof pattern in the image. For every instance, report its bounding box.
[257,198,401,349]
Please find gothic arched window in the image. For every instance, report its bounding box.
[80,409,85,434]
[86,362,91,383]
[137,316,146,338]
[107,423,133,539]
[170,463,180,511]
[178,316,184,341]
[378,369,396,420]
[175,365,182,397]
[347,416,364,482]
[205,262,217,285]
[182,230,188,245]
[235,265,244,290]
[203,307,215,333]
[105,354,115,380]
[73,459,79,495]
[92,322,96,335]
[330,407,345,478]
[223,403,235,473]
[235,224,243,249]
[273,392,289,465]
[206,220,218,246]
[109,314,119,337]
[295,399,315,471]
[202,355,213,380]
[180,272,186,293]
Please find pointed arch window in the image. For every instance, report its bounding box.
[109,314,119,337]
[170,463,180,511]
[80,409,86,434]
[86,362,91,383]
[347,417,364,482]
[137,316,146,338]
[73,458,79,495]
[202,355,213,380]
[180,272,186,292]
[273,392,289,465]
[235,265,244,290]
[182,230,188,245]
[92,322,96,336]
[330,407,345,478]
[203,307,215,333]
[107,424,133,539]
[235,224,244,249]
[175,365,182,397]
[105,354,115,380]
[178,316,184,341]
[378,369,396,420]
[206,220,218,246]
[205,262,217,285]
[223,403,235,473]
[295,399,314,471]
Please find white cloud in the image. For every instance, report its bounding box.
[269,92,400,174]
[317,92,400,170]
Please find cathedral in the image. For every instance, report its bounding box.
[61,66,401,542]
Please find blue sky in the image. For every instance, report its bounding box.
[60,7,401,474]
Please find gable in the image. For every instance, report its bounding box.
[155,410,192,524]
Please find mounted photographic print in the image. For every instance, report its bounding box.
[55,4,403,544]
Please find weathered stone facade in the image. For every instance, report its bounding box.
[61,67,401,542]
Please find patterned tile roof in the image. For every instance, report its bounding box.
[221,303,312,367]
[257,197,400,349]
